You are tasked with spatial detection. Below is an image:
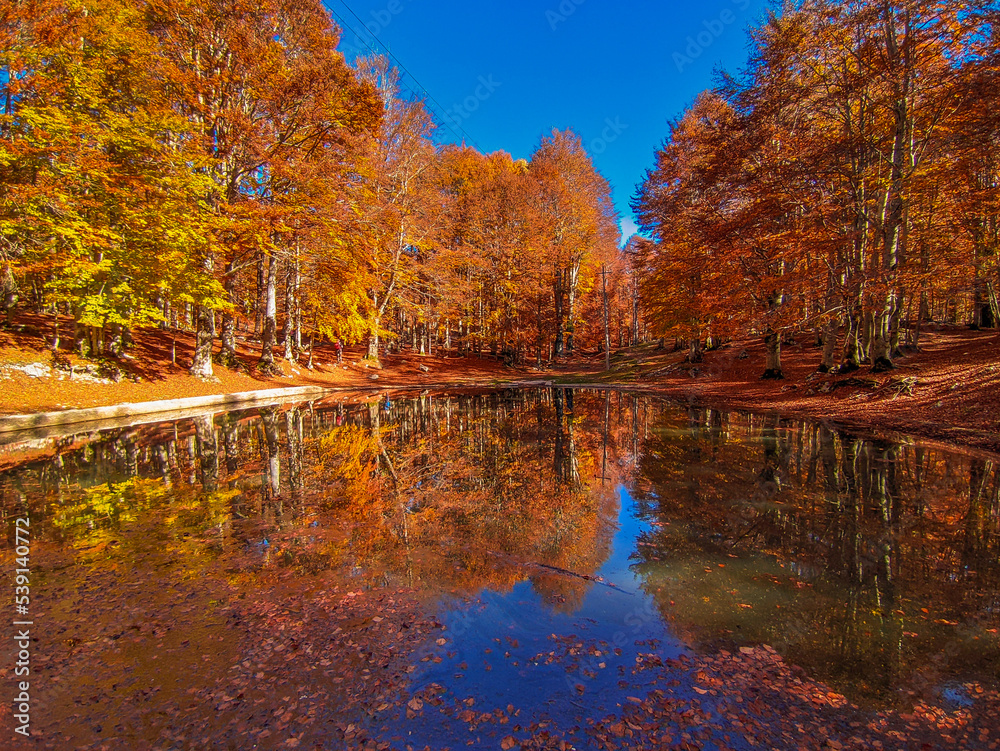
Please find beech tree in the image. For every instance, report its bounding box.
[434,147,540,360]
[1,1,628,371]
[153,0,379,376]
[636,0,998,376]
[634,94,737,363]
[1,0,223,357]
[531,129,619,357]
[352,55,439,361]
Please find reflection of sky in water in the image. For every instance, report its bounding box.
[2,389,998,748]
[941,683,975,709]
[390,487,688,749]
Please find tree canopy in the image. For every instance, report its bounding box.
[634,0,1000,377]
[1,0,625,375]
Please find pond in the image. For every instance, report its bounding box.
[1,388,998,750]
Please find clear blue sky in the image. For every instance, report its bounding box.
[323,0,771,242]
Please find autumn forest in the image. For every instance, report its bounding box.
[3,1,1000,384]
[3,1,1000,749]
[635,0,1000,377]
[2,0,623,379]
[3,0,1000,386]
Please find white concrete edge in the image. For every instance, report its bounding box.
[0,385,340,435]
[0,379,558,446]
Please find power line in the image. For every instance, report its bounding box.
[327,0,484,152]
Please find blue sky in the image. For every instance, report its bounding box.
[324,0,771,242]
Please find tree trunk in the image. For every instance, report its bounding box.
[631,275,640,345]
[861,308,874,364]
[762,331,783,380]
[74,319,89,357]
[553,269,564,356]
[986,281,1000,331]
[536,293,543,366]
[89,325,104,357]
[293,258,302,354]
[870,296,895,373]
[602,265,610,371]
[258,252,279,374]
[2,271,18,327]
[254,253,265,337]
[872,9,909,374]
[687,337,703,364]
[367,315,381,359]
[106,323,124,359]
[889,289,906,357]
[283,261,295,361]
[819,317,838,373]
[974,264,995,329]
[566,263,579,354]
[190,305,215,378]
[841,305,862,372]
[219,258,238,368]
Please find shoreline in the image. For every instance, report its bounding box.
[2,321,997,459]
[2,375,996,460]
[0,379,557,446]
[544,379,1000,459]
[636,383,1000,460]
[0,385,339,435]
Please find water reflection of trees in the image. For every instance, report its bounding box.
[0,390,638,609]
[2,391,996,705]
[318,390,623,608]
[632,406,1000,706]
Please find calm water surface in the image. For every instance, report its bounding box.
[0,388,997,749]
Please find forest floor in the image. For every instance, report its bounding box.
[1,311,998,455]
[550,325,1000,457]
